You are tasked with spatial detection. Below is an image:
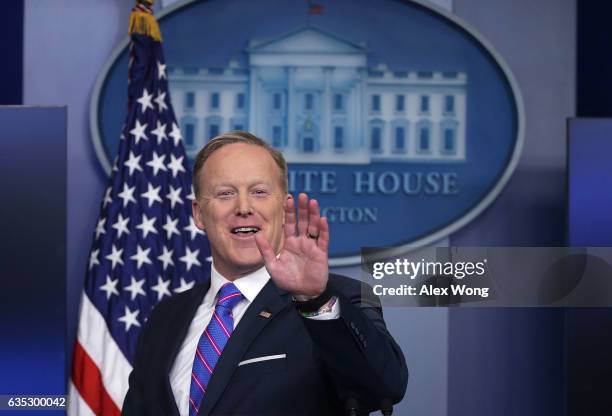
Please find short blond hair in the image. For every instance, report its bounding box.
[192,130,289,197]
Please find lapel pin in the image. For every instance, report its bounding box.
[259,310,272,319]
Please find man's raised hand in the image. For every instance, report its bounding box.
[254,193,329,299]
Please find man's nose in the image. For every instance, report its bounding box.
[235,192,252,216]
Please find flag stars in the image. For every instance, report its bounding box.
[151,120,168,144]
[157,61,167,80]
[102,187,113,208]
[99,275,119,300]
[130,244,153,269]
[157,246,175,270]
[129,120,149,144]
[184,217,205,240]
[155,90,168,113]
[124,276,146,301]
[174,278,195,294]
[89,248,100,270]
[118,183,137,207]
[95,218,106,239]
[141,183,162,207]
[136,88,154,113]
[167,154,186,178]
[124,151,143,176]
[162,215,180,239]
[151,276,171,301]
[112,213,130,238]
[136,213,157,238]
[146,151,167,176]
[169,122,182,146]
[187,187,196,202]
[118,306,141,332]
[105,244,124,270]
[179,247,201,271]
[166,185,184,209]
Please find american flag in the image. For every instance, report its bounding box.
[69,4,210,415]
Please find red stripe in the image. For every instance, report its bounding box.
[214,312,231,338]
[196,348,214,374]
[191,372,206,393]
[71,341,121,416]
[218,292,241,304]
[204,330,223,355]
[189,397,199,413]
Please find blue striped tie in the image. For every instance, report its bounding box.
[189,282,243,416]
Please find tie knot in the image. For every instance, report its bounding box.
[216,283,243,309]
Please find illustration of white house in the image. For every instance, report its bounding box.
[169,26,467,164]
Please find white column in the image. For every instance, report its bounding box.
[322,67,332,152]
[287,66,295,149]
[248,67,257,133]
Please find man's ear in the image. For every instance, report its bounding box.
[192,200,206,231]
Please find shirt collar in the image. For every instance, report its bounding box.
[209,263,271,303]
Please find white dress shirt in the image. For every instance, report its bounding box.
[169,264,339,416]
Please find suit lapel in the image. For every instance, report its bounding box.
[198,279,292,416]
[163,280,210,416]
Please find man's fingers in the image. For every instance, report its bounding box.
[284,194,297,238]
[297,193,309,236]
[307,199,321,239]
[317,217,330,252]
[254,232,277,267]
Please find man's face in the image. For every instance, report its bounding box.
[192,143,286,279]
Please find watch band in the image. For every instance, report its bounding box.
[293,284,333,313]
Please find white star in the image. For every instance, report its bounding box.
[118,306,140,332]
[169,122,182,145]
[102,187,112,208]
[112,156,119,172]
[105,244,124,270]
[140,183,162,208]
[157,61,167,80]
[95,218,106,239]
[130,244,153,269]
[162,215,180,239]
[167,154,186,178]
[206,256,213,262]
[129,119,148,144]
[124,151,143,176]
[112,213,130,238]
[184,216,205,240]
[179,247,201,271]
[157,246,174,270]
[117,183,136,207]
[124,276,146,301]
[174,277,195,294]
[89,248,100,270]
[136,88,154,113]
[146,151,167,176]
[99,275,119,300]
[151,276,171,301]
[150,120,167,144]
[166,185,184,209]
[187,186,196,201]
[155,90,168,113]
[136,213,157,238]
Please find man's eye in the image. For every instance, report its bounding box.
[252,189,268,197]
[217,191,234,198]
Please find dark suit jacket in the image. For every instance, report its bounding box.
[122,273,408,415]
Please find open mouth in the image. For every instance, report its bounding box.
[231,226,261,235]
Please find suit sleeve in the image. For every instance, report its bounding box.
[298,275,408,412]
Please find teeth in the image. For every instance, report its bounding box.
[232,227,260,234]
